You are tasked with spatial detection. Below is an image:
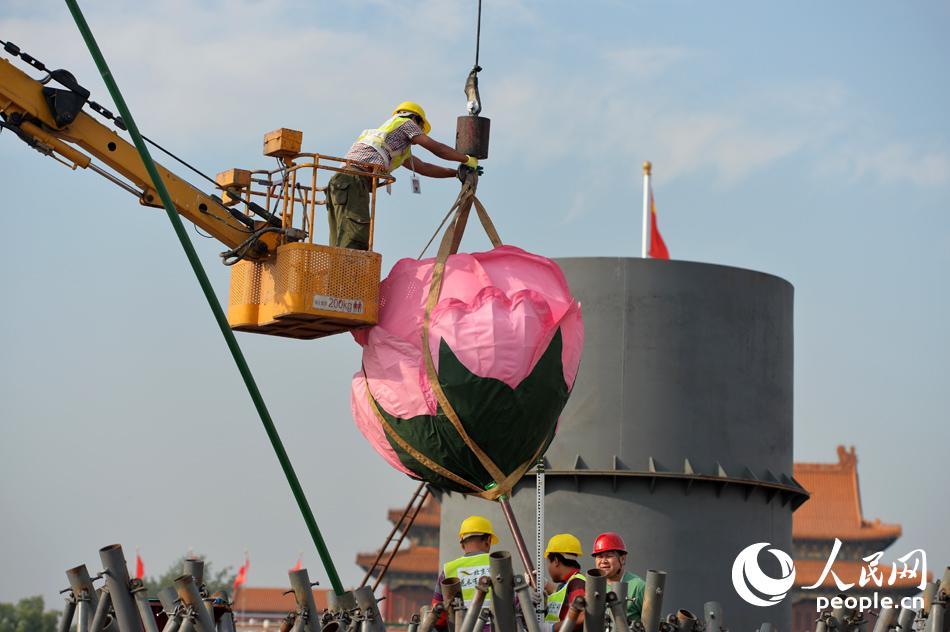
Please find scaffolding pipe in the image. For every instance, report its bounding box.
[183,560,205,593]
[896,607,915,631]
[442,577,462,632]
[639,571,666,632]
[476,609,493,632]
[353,586,385,632]
[929,567,950,632]
[90,590,113,632]
[67,565,101,616]
[559,597,586,632]
[161,613,182,632]
[674,610,697,632]
[498,498,536,589]
[60,595,78,632]
[702,602,722,632]
[584,569,607,632]
[757,623,773,632]
[872,603,898,632]
[459,578,491,632]
[925,583,940,614]
[132,584,161,632]
[418,604,443,632]
[158,587,181,632]
[606,591,630,632]
[489,552,516,632]
[407,614,421,632]
[831,592,856,632]
[513,575,541,632]
[175,575,216,632]
[77,592,93,632]
[100,545,144,632]
[217,610,236,632]
[328,590,358,615]
[289,569,322,632]
[178,618,195,632]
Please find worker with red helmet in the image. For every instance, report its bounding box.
[592,532,645,623]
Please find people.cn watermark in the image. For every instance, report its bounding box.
[731,538,927,612]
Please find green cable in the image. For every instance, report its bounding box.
[64,0,345,596]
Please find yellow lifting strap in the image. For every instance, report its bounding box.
[421,175,508,498]
[365,177,547,500]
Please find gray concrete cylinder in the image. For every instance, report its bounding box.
[439,258,803,632]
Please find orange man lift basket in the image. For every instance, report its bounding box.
[223,129,395,340]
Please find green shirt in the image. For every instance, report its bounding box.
[621,571,646,623]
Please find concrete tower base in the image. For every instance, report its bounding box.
[439,258,806,632]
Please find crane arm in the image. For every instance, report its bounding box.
[0,54,276,256]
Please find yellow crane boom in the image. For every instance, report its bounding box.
[0,54,271,253]
[1,46,394,339]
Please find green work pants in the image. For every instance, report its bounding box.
[326,172,371,250]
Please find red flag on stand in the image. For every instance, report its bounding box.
[291,554,302,572]
[648,189,669,259]
[135,550,144,580]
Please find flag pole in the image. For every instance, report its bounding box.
[641,161,652,258]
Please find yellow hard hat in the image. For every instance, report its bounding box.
[545,533,583,558]
[392,101,431,134]
[458,515,498,544]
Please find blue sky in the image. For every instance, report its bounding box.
[1,0,947,607]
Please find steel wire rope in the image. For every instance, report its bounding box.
[475,0,482,68]
[64,0,346,596]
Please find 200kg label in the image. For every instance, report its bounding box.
[313,294,364,314]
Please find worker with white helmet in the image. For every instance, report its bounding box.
[431,515,498,629]
[327,101,482,250]
[543,533,587,631]
[592,532,645,624]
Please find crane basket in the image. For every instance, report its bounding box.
[223,130,394,340]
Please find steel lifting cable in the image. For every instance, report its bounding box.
[475,0,482,68]
[2,36,222,190]
[64,0,346,596]
[465,0,484,116]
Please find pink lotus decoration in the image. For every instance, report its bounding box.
[351,245,584,497]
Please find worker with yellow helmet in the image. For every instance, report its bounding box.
[327,101,483,250]
[431,515,498,630]
[543,533,587,632]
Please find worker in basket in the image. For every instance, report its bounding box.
[328,101,484,250]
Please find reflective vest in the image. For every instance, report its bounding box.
[544,572,587,623]
[443,553,492,610]
[354,115,414,171]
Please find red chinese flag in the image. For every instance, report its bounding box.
[135,552,144,580]
[291,556,302,572]
[234,554,250,591]
[648,191,669,259]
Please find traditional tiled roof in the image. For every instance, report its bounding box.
[356,545,440,576]
[793,559,925,592]
[232,587,329,614]
[387,497,441,530]
[793,446,901,542]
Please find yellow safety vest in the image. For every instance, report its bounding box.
[354,115,414,171]
[544,572,586,623]
[443,553,492,610]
